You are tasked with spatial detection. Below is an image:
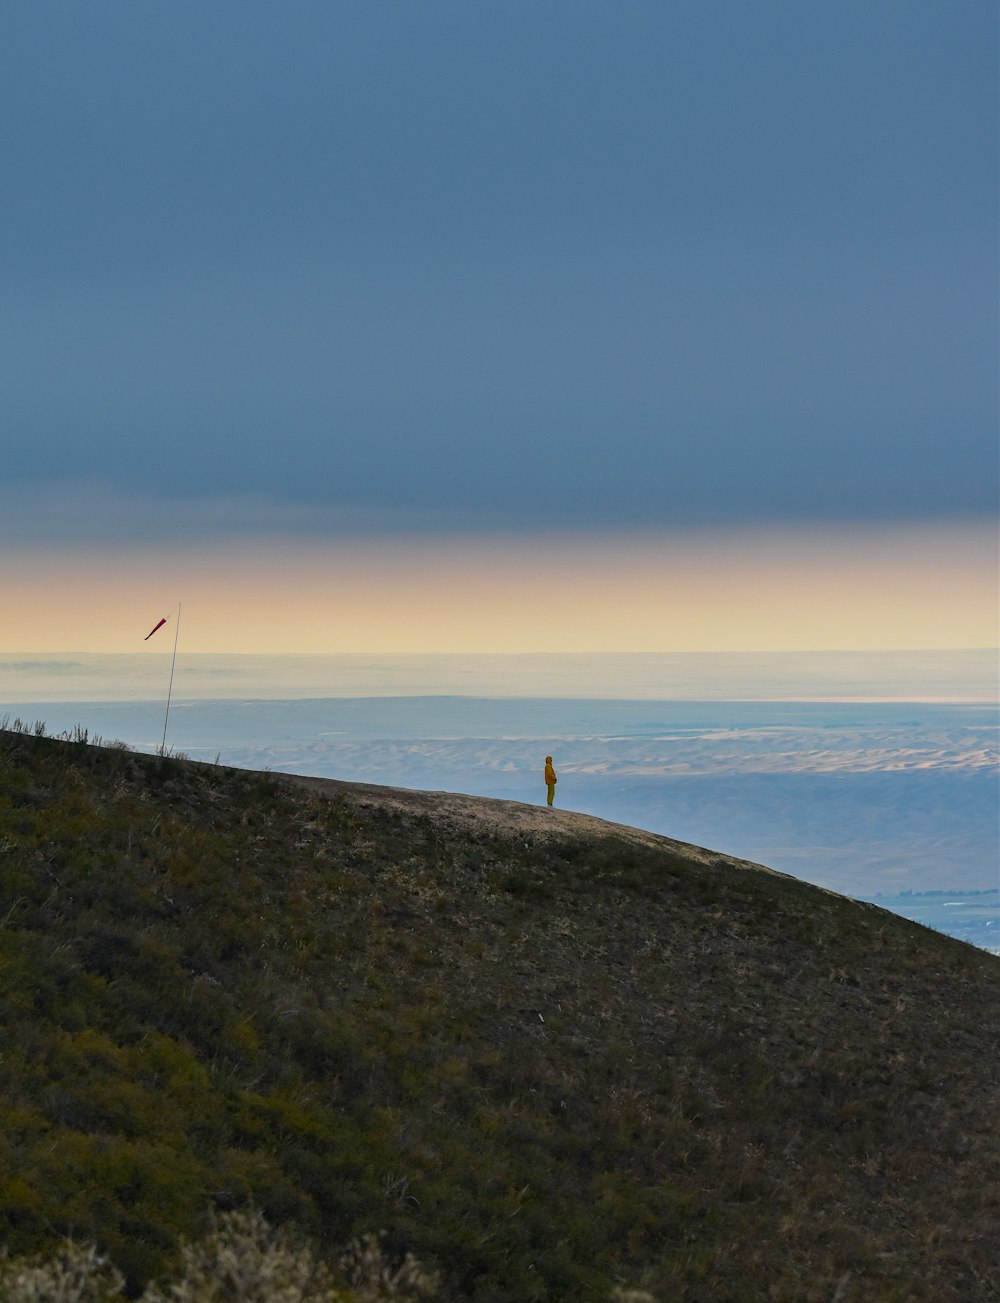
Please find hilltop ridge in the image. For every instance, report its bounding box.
[282,770,787,870]
[1,728,998,1300]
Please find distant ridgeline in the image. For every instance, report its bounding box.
[873,888,997,897]
[1,725,998,1301]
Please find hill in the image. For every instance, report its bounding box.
[0,726,998,1300]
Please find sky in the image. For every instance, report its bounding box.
[3,0,997,654]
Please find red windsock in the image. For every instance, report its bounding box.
[144,617,168,641]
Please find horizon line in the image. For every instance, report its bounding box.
[4,647,998,658]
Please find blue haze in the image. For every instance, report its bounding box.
[3,653,997,950]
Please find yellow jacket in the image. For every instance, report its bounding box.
[544,760,557,785]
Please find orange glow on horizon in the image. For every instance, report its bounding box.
[2,520,997,654]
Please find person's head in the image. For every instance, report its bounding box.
[545,755,552,763]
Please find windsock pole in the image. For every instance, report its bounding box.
[160,602,182,755]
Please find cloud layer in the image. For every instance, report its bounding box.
[4,2,997,534]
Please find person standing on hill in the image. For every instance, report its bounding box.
[544,755,557,807]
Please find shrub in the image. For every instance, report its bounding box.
[142,1209,342,1303]
[0,1213,444,1303]
[0,1241,124,1303]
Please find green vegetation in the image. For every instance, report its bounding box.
[1,725,998,1300]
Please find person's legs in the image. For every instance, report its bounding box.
[546,783,555,806]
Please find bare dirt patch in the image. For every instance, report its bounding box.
[278,771,785,875]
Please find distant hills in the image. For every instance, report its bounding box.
[1,727,998,1301]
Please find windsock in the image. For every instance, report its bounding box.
[144,617,168,641]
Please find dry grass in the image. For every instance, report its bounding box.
[1,725,998,1300]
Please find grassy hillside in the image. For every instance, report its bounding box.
[0,726,998,1301]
